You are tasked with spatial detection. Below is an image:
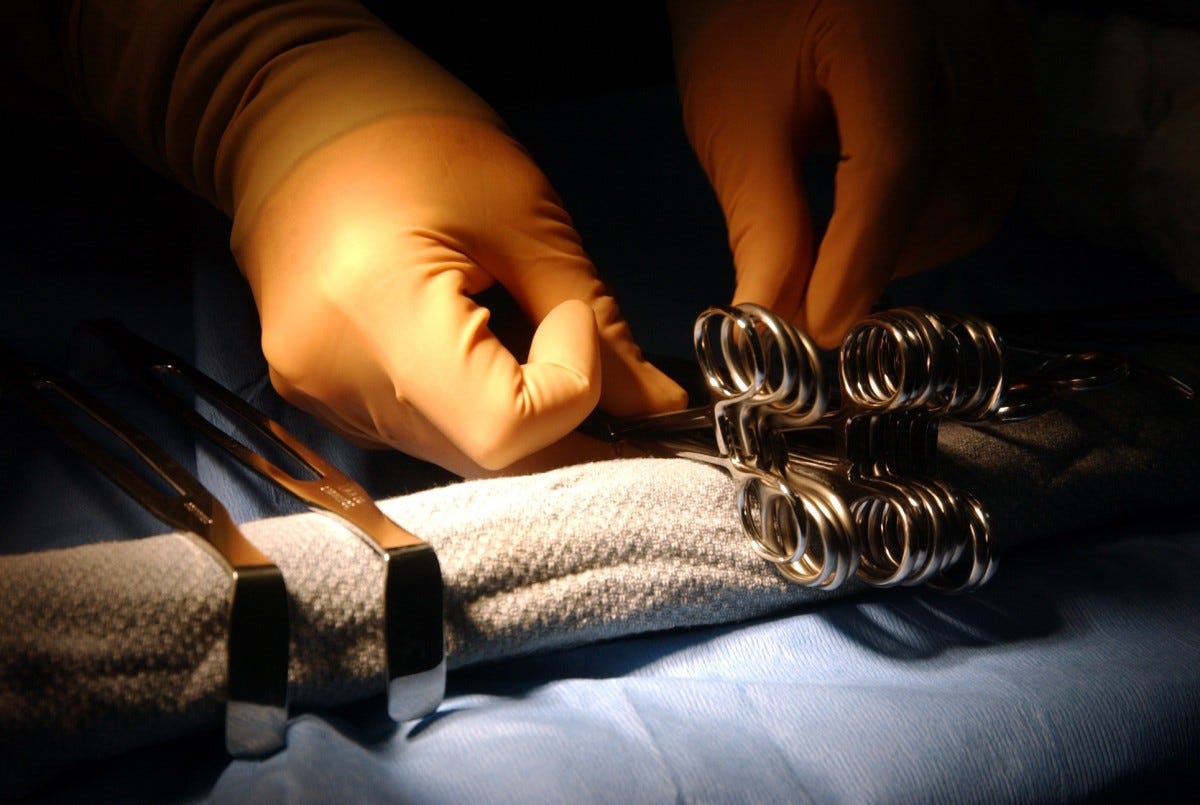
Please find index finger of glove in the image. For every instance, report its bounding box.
[802,0,936,347]
[453,130,687,416]
[368,260,603,471]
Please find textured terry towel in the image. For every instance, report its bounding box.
[2,365,1199,787]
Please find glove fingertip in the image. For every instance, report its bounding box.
[460,299,600,471]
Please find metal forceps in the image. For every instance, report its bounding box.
[644,303,976,591]
[0,346,290,757]
[602,304,858,589]
[642,427,859,589]
[823,309,1017,589]
[987,297,1199,415]
[79,321,445,722]
[818,301,1178,589]
[839,307,1008,419]
[613,303,827,449]
[829,304,1173,589]
[833,302,1181,579]
[779,424,995,592]
[836,305,1179,422]
[603,303,997,592]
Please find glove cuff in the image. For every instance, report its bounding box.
[59,0,500,243]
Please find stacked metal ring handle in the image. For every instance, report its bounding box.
[610,303,1146,593]
[840,307,1007,420]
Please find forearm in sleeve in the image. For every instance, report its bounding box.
[51,0,499,236]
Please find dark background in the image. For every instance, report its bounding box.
[1,1,1195,533]
[1,5,1198,796]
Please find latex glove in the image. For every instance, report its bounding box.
[238,113,683,474]
[58,0,686,475]
[670,0,1034,347]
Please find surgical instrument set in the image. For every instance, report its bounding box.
[597,302,1193,593]
[78,321,445,723]
[0,346,291,757]
[0,326,446,758]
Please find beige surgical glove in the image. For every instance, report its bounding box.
[58,0,685,475]
[670,0,1034,347]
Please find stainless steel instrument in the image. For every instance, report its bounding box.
[79,321,445,723]
[593,301,1192,593]
[0,347,291,758]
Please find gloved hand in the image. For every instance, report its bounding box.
[60,0,686,475]
[238,113,687,475]
[669,0,1034,347]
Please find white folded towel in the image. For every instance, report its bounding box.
[3,362,1198,790]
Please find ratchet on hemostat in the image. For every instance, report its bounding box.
[79,320,445,722]
[0,346,291,758]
